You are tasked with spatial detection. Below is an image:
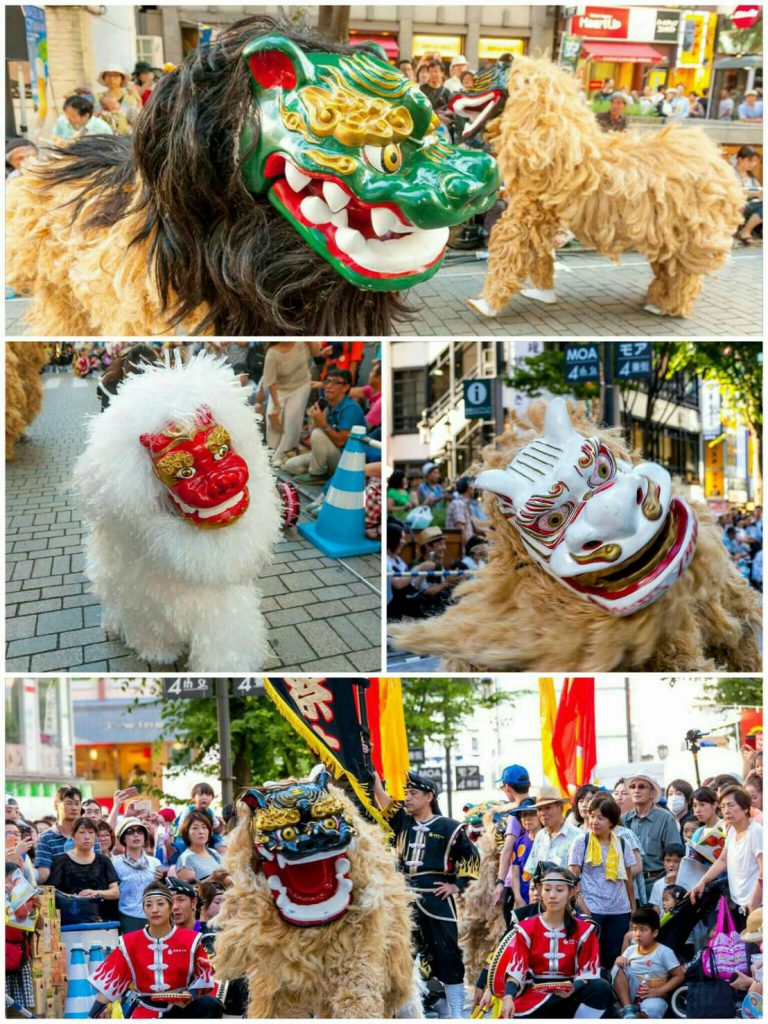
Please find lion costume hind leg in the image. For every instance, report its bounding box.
[479,199,559,314]
[215,777,419,1018]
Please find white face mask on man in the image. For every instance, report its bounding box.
[668,794,687,815]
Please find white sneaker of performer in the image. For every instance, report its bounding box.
[467,297,498,317]
[521,286,558,304]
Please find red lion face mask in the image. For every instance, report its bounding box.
[139,406,250,528]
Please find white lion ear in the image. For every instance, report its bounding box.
[544,397,577,446]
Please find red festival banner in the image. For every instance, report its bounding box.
[551,678,597,796]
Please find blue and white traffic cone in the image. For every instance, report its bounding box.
[88,942,106,970]
[65,944,95,1018]
[298,425,379,558]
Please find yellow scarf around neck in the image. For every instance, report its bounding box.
[584,831,627,881]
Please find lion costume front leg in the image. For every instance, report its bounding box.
[645,257,705,318]
[471,198,559,316]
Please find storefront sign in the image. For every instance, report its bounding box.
[700,381,722,440]
[564,343,600,383]
[22,5,48,122]
[478,37,526,60]
[456,765,482,791]
[589,79,604,90]
[570,7,630,40]
[614,342,652,380]
[411,34,463,58]
[653,9,681,43]
[732,5,761,30]
[677,12,714,68]
[560,32,583,69]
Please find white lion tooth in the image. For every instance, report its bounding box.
[322,181,350,213]
[285,161,311,193]
[330,208,348,229]
[335,858,351,874]
[276,853,287,870]
[300,196,333,225]
[335,226,366,255]
[371,206,398,237]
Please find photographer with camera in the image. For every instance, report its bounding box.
[283,369,366,484]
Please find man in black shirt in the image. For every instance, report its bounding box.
[420,61,451,114]
[375,770,479,1017]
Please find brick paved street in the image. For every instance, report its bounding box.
[6,372,381,673]
[395,247,763,338]
[7,248,760,339]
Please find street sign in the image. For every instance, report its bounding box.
[162,677,212,699]
[564,343,600,383]
[614,342,652,380]
[408,746,425,765]
[420,766,444,790]
[732,5,761,29]
[231,678,265,697]
[463,379,493,419]
[456,765,482,791]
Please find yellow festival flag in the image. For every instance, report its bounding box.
[539,678,568,797]
[368,678,410,800]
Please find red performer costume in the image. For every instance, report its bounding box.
[490,913,602,1015]
[90,926,216,1018]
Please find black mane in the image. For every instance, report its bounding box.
[33,15,411,335]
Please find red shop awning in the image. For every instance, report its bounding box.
[348,32,400,59]
[581,41,665,64]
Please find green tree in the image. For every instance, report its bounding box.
[668,342,763,474]
[703,677,763,708]
[403,678,515,748]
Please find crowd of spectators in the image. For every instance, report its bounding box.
[387,461,490,621]
[720,506,762,590]
[488,741,762,1018]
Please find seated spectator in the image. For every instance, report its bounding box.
[446,477,488,546]
[47,816,118,925]
[387,469,414,521]
[5,138,37,180]
[596,92,629,132]
[418,463,446,526]
[350,359,382,440]
[739,90,763,122]
[612,905,684,1018]
[733,145,763,244]
[283,370,366,483]
[456,535,488,571]
[175,812,223,882]
[718,87,734,120]
[261,341,314,469]
[52,95,114,141]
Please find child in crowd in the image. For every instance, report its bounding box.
[681,817,699,843]
[649,843,685,912]
[613,906,684,1018]
[660,883,686,924]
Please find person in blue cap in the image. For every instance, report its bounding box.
[374,769,480,1018]
[493,765,532,926]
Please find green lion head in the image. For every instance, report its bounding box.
[240,34,500,291]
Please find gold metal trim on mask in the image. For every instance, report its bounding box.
[305,148,359,175]
[310,795,344,819]
[571,543,622,565]
[301,82,414,147]
[641,479,663,521]
[251,806,302,831]
[572,511,676,591]
[330,57,417,101]
[153,450,194,488]
[205,424,230,455]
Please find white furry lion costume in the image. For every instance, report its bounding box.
[214,772,420,1018]
[392,398,760,672]
[469,56,743,319]
[73,352,281,670]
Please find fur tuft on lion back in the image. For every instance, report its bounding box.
[458,804,512,982]
[6,342,50,460]
[216,783,417,1018]
[392,399,761,672]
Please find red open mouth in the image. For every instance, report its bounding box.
[169,486,249,529]
[448,90,505,137]
[263,153,449,280]
[259,846,353,927]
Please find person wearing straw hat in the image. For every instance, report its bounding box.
[523,787,581,882]
[97,64,141,126]
[373,769,480,1019]
[624,774,680,886]
[87,881,221,1018]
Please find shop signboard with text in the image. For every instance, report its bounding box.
[570,7,630,39]
[572,7,683,44]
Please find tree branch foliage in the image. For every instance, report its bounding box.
[403,678,515,749]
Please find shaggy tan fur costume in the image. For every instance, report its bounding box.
[6,342,49,459]
[458,804,512,984]
[478,57,743,317]
[215,784,418,1018]
[6,172,198,337]
[392,400,761,672]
